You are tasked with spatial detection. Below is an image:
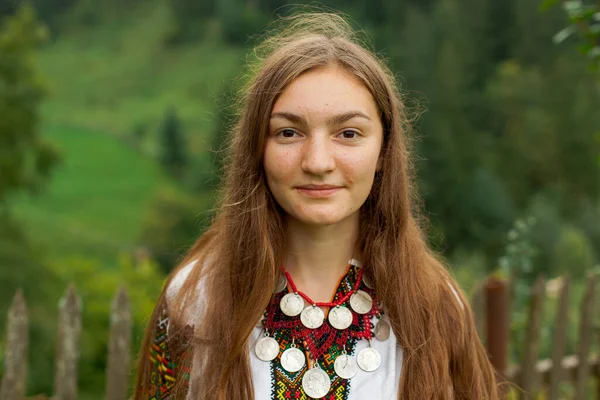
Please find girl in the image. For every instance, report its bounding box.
[135,12,499,400]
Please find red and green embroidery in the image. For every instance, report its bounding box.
[148,307,192,399]
[264,264,380,400]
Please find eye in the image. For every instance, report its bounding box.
[338,130,359,139]
[277,129,299,138]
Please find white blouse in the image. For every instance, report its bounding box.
[167,260,403,400]
[248,315,403,399]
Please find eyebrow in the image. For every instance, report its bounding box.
[270,111,372,126]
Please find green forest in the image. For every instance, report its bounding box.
[0,0,599,397]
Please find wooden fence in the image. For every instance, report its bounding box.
[0,273,598,399]
[476,273,600,399]
[0,286,132,400]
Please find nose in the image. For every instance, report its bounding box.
[300,134,336,175]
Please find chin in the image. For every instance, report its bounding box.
[295,212,347,226]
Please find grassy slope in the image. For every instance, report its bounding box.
[12,125,171,259]
[12,0,244,261]
[40,1,245,146]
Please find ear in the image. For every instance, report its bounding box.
[376,155,383,172]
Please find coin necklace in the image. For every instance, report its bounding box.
[284,266,380,396]
[281,267,370,329]
[255,263,385,399]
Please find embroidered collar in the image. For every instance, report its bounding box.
[262,263,381,399]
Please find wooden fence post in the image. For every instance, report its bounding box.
[485,276,509,376]
[472,283,486,345]
[0,290,29,400]
[597,319,600,400]
[54,285,82,400]
[548,276,570,400]
[574,273,597,400]
[518,276,546,399]
[106,286,132,400]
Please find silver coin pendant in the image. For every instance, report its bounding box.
[280,347,306,373]
[328,306,353,330]
[350,290,373,314]
[280,293,304,317]
[362,273,374,289]
[302,366,331,398]
[334,354,358,379]
[274,274,287,293]
[300,305,324,329]
[254,336,280,361]
[374,319,391,341]
[357,347,381,372]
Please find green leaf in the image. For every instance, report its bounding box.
[539,0,560,12]
[578,42,594,55]
[581,5,600,19]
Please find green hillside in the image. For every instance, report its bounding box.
[11,1,244,261]
[39,1,244,144]
[11,124,172,259]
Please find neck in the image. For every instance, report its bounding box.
[283,213,360,302]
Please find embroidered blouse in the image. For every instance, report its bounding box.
[146,260,403,400]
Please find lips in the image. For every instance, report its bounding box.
[295,185,342,198]
[296,185,341,190]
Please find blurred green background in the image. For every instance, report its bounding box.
[0,0,598,397]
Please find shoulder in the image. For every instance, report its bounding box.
[166,259,199,302]
[165,257,212,326]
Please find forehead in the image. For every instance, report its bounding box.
[271,65,379,119]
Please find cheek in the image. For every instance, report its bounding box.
[338,152,377,185]
[264,146,296,184]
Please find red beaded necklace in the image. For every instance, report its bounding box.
[281,264,364,308]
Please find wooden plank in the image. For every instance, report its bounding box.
[485,277,509,376]
[597,346,600,400]
[548,276,570,400]
[518,276,546,399]
[106,286,132,400]
[595,281,600,400]
[574,273,597,400]
[54,285,82,400]
[0,290,29,400]
[471,283,485,344]
[595,356,600,400]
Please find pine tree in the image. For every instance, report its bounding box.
[0,5,60,209]
[158,107,188,180]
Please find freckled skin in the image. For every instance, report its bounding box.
[264,65,383,227]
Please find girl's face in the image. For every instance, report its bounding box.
[264,64,383,226]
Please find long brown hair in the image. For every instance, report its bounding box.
[135,11,499,399]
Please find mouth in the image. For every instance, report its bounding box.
[295,185,343,198]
